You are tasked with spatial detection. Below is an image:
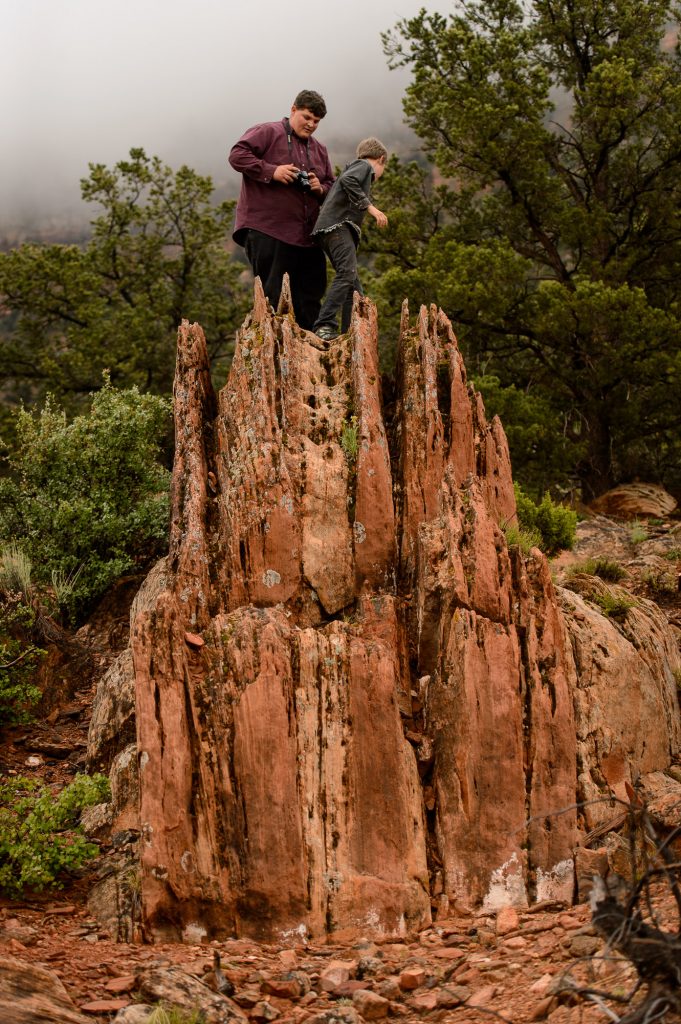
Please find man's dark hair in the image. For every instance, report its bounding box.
[293,90,327,118]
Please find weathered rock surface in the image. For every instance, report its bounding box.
[0,955,90,1024]
[560,585,681,829]
[91,284,681,942]
[136,963,247,1022]
[589,481,677,519]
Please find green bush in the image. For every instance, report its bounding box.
[0,773,110,896]
[0,596,44,726]
[514,483,577,556]
[0,379,171,622]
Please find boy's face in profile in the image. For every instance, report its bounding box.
[289,106,322,138]
[371,156,387,180]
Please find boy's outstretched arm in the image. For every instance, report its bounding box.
[367,204,388,228]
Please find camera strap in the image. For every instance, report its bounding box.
[284,118,310,166]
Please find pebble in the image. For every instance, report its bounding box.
[468,983,498,1007]
[398,966,425,990]
[81,998,130,1013]
[496,906,520,935]
[352,989,390,1020]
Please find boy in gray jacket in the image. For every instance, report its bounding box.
[312,138,388,341]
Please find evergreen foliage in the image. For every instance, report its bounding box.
[371,0,681,498]
[0,381,171,621]
[0,148,249,416]
[514,482,577,555]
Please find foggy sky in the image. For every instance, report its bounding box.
[2,0,430,232]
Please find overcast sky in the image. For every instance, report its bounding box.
[2,0,431,232]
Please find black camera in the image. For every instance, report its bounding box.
[295,169,312,191]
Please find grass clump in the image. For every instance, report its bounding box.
[144,1008,205,1024]
[629,520,648,545]
[340,415,359,462]
[504,523,543,555]
[0,544,34,601]
[0,773,110,896]
[514,484,577,556]
[566,558,626,583]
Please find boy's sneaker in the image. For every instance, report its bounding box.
[316,326,339,341]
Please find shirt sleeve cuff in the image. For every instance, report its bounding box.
[261,162,278,183]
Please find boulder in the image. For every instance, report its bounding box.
[0,955,90,1024]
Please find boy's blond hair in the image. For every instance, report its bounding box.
[356,137,388,161]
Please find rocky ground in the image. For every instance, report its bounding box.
[1,496,681,1024]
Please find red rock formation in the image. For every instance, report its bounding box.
[132,284,429,941]
[395,305,576,910]
[124,285,678,940]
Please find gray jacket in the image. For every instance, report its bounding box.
[312,158,374,239]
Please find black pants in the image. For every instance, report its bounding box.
[244,230,327,331]
[314,226,363,333]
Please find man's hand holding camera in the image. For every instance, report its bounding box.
[273,163,299,184]
[273,164,324,195]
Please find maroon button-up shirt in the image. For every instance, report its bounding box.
[229,118,335,248]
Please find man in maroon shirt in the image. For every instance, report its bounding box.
[229,90,335,331]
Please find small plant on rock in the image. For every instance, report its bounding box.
[630,520,648,545]
[593,590,636,621]
[503,523,543,555]
[0,544,34,601]
[144,1008,205,1024]
[341,415,360,462]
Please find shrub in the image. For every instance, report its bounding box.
[593,590,636,621]
[0,379,171,622]
[641,569,677,595]
[0,773,110,896]
[514,483,577,556]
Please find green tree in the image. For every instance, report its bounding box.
[376,0,681,498]
[0,381,171,621]
[0,148,249,410]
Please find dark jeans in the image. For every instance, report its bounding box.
[244,229,327,331]
[314,226,363,333]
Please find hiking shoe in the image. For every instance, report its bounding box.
[316,326,339,341]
